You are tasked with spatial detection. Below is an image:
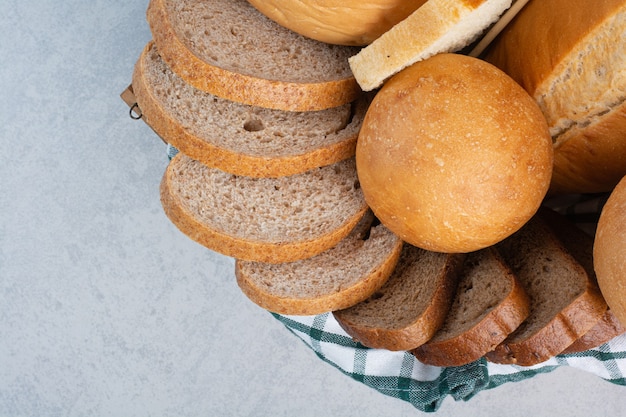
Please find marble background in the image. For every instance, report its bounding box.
[2,1,626,415]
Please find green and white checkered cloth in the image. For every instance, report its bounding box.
[165,144,626,412]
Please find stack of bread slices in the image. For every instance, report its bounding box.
[125,0,624,368]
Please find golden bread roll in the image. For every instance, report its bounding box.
[594,175,626,327]
[246,0,427,46]
[356,53,553,253]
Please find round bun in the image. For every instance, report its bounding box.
[356,53,554,253]
[594,175,626,327]
[246,0,427,46]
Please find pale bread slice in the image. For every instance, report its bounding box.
[160,154,368,263]
[235,212,403,315]
[132,41,369,178]
[348,0,513,91]
[411,247,530,367]
[146,0,361,111]
[486,213,607,366]
[333,245,465,351]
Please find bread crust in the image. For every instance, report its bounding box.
[147,0,361,111]
[133,42,367,178]
[246,0,428,46]
[411,249,530,367]
[562,309,626,354]
[594,175,626,327]
[160,155,369,264]
[333,251,465,351]
[234,237,403,315]
[483,0,626,194]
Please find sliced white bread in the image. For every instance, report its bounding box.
[539,207,625,353]
[332,245,466,351]
[486,213,607,366]
[348,0,513,91]
[132,41,369,178]
[146,0,361,111]
[235,212,403,315]
[411,247,530,367]
[483,0,626,194]
[160,153,368,264]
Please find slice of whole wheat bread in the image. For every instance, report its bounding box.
[332,245,466,351]
[147,0,361,111]
[411,247,530,367]
[539,207,624,353]
[132,41,368,178]
[160,153,368,264]
[235,212,403,315]
[486,213,607,366]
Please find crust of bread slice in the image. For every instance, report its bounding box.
[538,207,624,352]
[411,247,530,367]
[132,42,369,178]
[160,154,368,263]
[483,0,626,194]
[348,0,513,91]
[486,213,607,366]
[146,0,361,111]
[333,245,465,351]
[235,213,403,315]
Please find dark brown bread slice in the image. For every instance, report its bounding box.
[235,212,403,315]
[411,247,530,367]
[132,41,369,178]
[147,0,361,111]
[332,245,466,351]
[160,153,368,263]
[486,214,607,366]
[539,207,625,353]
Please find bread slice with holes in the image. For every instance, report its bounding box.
[160,153,368,264]
[146,0,361,111]
[332,245,465,351]
[348,0,514,91]
[538,207,625,353]
[485,212,607,366]
[235,212,403,315]
[411,247,530,367]
[132,41,369,178]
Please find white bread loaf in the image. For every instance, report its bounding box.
[348,0,513,91]
[235,212,403,315]
[483,0,626,194]
[356,53,553,253]
[160,154,368,264]
[246,0,428,46]
[147,0,361,111]
[594,175,626,328]
[487,212,607,366]
[412,247,530,367]
[333,245,466,351]
[132,41,369,178]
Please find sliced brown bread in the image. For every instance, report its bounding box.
[235,212,403,315]
[132,41,368,178]
[332,245,466,351]
[411,247,530,367]
[146,0,361,111]
[160,153,368,264]
[486,214,607,366]
[539,207,625,353]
